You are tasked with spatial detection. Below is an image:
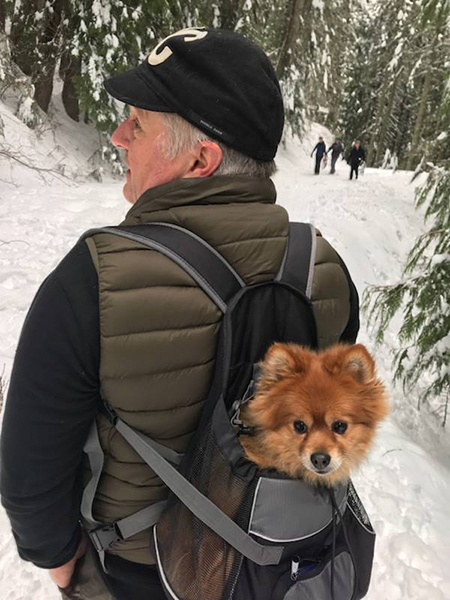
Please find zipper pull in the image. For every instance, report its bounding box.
[291,556,300,581]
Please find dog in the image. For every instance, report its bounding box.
[167,343,387,599]
[239,343,388,487]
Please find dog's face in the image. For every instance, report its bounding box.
[245,344,388,486]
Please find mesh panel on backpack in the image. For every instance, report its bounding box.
[156,415,258,600]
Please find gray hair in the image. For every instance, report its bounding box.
[159,112,277,178]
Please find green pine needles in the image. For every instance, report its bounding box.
[363,163,450,425]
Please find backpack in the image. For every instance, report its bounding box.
[80,222,375,600]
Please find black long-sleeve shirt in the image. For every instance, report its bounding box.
[0,241,100,568]
[0,237,359,571]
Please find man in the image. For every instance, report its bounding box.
[311,136,326,174]
[347,140,366,180]
[0,28,359,599]
[327,138,344,174]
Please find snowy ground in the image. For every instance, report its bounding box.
[0,100,449,600]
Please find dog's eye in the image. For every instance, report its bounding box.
[332,421,348,434]
[294,420,308,434]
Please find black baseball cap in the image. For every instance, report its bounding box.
[104,28,284,161]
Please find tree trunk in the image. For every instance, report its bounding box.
[34,69,55,113]
[373,66,403,166]
[32,0,65,113]
[366,73,389,166]
[60,50,81,121]
[0,0,6,33]
[406,68,432,171]
[276,0,307,80]
[9,0,40,77]
[218,0,246,31]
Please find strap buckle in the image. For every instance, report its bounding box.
[89,523,122,552]
[230,377,257,436]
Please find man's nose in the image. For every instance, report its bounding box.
[111,119,131,149]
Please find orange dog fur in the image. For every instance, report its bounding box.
[239,343,388,487]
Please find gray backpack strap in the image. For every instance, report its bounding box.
[81,423,106,531]
[276,223,317,299]
[81,420,182,553]
[81,223,244,313]
[103,404,284,566]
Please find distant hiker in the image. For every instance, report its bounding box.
[347,140,366,180]
[327,139,344,174]
[311,136,326,174]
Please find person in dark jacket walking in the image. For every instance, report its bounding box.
[327,139,344,174]
[311,136,326,174]
[0,27,360,600]
[347,140,366,180]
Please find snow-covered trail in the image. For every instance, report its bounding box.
[0,119,449,599]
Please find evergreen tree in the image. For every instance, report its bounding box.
[406,0,450,169]
[9,0,66,113]
[339,0,450,169]
[363,92,450,423]
[4,0,448,171]
[338,4,379,147]
[0,29,40,127]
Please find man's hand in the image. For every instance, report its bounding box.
[49,536,88,589]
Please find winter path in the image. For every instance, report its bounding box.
[0,114,449,599]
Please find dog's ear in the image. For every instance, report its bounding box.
[257,343,309,390]
[324,344,376,384]
[342,345,376,383]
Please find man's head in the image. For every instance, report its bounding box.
[355,140,361,148]
[111,107,224,202]
[105,28,284,203]
[319,136,324,142]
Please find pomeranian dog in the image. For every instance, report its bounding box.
[239,343,388,487]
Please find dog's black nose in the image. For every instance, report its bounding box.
[311,452,331,470]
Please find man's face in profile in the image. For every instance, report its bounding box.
[111,107,192,203]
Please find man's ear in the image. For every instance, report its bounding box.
[184,141,223,178]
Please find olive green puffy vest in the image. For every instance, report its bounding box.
[85,176,352,564]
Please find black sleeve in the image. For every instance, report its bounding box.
[337,255,360,344]
[0,241,100,569]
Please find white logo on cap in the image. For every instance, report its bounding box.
[148,28,208,66]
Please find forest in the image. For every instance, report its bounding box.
[0,0,449,414]
[1,0,449,170]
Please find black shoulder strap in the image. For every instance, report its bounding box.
[82,223,244,313]
[276,222,316,298]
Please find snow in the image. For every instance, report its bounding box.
[430,253,450,265]
[1,99,449,600]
